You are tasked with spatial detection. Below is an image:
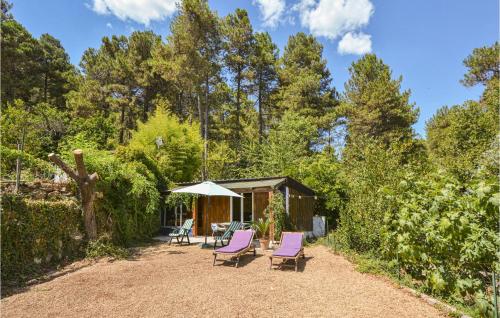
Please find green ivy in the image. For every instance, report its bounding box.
[1,195,84,285]
[72,148,161,245]
[265,192,288,240]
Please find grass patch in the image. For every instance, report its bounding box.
[355,255,389,275]
[85,235,129,260]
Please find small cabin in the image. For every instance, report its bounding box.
[161,176,316,237]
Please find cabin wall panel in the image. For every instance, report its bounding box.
[254,192,270,220]
[196,196,230,236]
[288,188,314,231]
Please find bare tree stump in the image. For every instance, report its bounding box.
[48,149,99,240]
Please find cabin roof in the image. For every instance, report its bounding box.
[172,176,314,195]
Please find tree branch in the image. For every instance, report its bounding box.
[48,153,79,181]
[73,149,88,178]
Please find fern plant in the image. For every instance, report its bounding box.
[251,218,271,239]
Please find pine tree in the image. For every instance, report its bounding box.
[38,34,76,109]
[251,32,279,142]
[277,32,337,132]
[343,54,418,146]
[223,8,254,142]
[167,0,222,179]
[426,43,499,181]
[79,31,167,144]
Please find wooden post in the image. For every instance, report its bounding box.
[48,149,99,240]
[268,191,274,242]
[192,199,198,236]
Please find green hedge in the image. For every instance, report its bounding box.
[1,195,84,284]
[0,145,55,180]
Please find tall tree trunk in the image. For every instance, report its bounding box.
[196,94,205,180]
[48,150,99,240]
[235,68,241,141]
[178,91,183,118]
[143,94,149,122]
[197,93,203,135]
[258,73,263,143]
[204,75,209,180]
[44,72,48,103]
[119,104,126,144]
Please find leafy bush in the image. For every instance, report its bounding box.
[165,192,197,209]
[337,140,409,252]
[382,173,499,310]
[251,218,271,239]
[85,235,129,259]
[59,109,203,245]
[1,195,84,284]
[265,191,288,240]
[64,147,161,245]
[426,100,499,182]
[128,108,202,183]
[295,151,346,227]
[0,145,55,180]
[0,100,64,160]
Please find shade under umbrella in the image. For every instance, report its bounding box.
[172,181,241,247]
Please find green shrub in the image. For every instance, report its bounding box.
[56,109,202,245]
[265,191,288,240]
[0,145,55,180]
[251,218,271,239]
[70,148,161,245]
[85,235,129,259]
[337,141,409,252]
[382,173,499,310]
[1,195,84,284]
[128,108,202,182]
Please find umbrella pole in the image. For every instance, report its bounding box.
[204,196,210,247]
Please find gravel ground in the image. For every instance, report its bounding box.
[2,244,444,318]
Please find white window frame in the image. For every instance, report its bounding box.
[240,193,244,221]
[230,192,254,223]
[230,196,233,222]
[285,186,290,215]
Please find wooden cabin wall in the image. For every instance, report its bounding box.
[194,196,230,236]
[288,188,314,231]
[253,192,270,220]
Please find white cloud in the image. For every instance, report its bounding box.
[338,32,371,55]
[90,0,178,25]
[296,0,374,39]
[106,22,113,29]
[253,0,286,28]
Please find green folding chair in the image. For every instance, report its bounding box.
[168,219,193,246]
[213,221,242,249]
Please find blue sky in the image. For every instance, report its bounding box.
[12,0,498,136]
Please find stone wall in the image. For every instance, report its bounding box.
[1,180,76,200]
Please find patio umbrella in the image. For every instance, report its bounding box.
[172,181,242,247]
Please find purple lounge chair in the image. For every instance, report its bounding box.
[213,230,256,267]
[269,232,305,272]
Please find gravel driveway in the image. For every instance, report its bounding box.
[2,244,444,317]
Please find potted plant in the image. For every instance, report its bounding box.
[252,218,271,250]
